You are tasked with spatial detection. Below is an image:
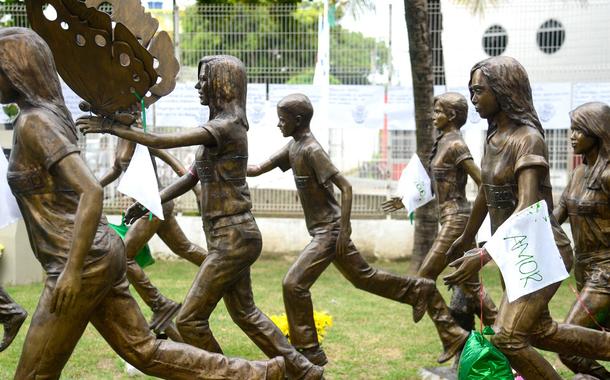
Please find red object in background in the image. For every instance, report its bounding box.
[392,162,407,180]
[572,154,583,169]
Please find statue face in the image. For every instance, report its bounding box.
[470,69,499,119]
[277,108,298,137]
[195,64,210,106]
[433,103,450,131]
[0,68,18,105]
[570,124,597,155]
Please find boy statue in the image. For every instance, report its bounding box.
[248,94,469,366]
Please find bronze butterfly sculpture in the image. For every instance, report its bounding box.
[26,0,179,120]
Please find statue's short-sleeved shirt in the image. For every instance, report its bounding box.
[558,165,610,255]
[270,134,340,234]
[193,119,252,222]
[7,111,113,276]
[481,125,570,248]
[430,130,473,218]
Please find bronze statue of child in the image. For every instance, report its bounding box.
[445,56,610,380]
[3,27,284,379]
[248,93,468,365]
[383,92,497,354]
[79,55,323,380]
[553,101,610,379]
[98,134,207,333]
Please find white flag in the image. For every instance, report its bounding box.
[117,144,164,220]
[477,213,493,244]
[0,151,21,229]
[483,200,568,302]
[396,153,434,213]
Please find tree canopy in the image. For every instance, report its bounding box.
[181,2,388,84]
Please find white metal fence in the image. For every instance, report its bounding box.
[2,1,610,217]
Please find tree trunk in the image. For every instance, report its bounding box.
[404,0,439,273]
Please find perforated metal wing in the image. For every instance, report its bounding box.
[25,0,175,116]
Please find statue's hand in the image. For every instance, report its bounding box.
[443,248,484,286]
[76,115,114,135]
[446,234,470,263]
[381,197,405,213]
[125,202,148,225]
[336,223,352,257]
[50,266,82,315]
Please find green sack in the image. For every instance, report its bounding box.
[458,330,513,380]
[109,221,155,268]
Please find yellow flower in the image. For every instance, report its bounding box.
[270,311,333,344]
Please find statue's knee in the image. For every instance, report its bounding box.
[175,311,205,336]
[282,275,301,295]
[490,330,528,356]
[123,339,157,369]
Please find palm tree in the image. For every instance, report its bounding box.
[403,0,438,272]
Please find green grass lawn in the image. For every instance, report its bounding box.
[0,255,600,379]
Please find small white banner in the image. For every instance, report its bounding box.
[477,213,492,244]
[396,153,434,214]
[0,152,21,229]
[483,200,568,302]
[117,144,164,220]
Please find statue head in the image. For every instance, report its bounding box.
[469,56,543,138]
[433,92,468,130]
[276,93,314,137]
[0,27,74,135]
[196,55,247,115]
[570,102,610,189]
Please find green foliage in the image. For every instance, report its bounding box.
[0,1,27,28]
[181,4,299,82]
[285,68,341,84]
[330,25,388,84]
[181,4,388,84]
[2,103,19,121]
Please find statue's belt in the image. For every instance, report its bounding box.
[483,184,517,209]
[7,169,71,194]
[202,211,254,232]
[566,198,610,217]
[195,157,247,185]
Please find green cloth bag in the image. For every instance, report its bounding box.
[109,221,155,268]
[458,329,513,380]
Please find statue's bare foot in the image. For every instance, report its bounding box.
[0,307,27,352]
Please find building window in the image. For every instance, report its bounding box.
[482,25,508,57]
[97,2,113,16]
[389,130,416,160]
[545,129,569,171]
[537,19,565,54]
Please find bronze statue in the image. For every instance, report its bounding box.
[553,102,610,379]
[79,55,324,380]
[99,135,207,333]
[247,93,467,365]
[383,92,496,357]
[0,287,27,352]
[444,56,610,380]
[2,27,284,380]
